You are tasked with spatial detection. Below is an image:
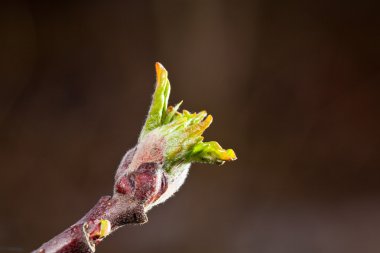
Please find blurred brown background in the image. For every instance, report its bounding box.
[0,0,379,252]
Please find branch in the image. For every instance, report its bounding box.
[32,63,236,253]
[32,195,146,253]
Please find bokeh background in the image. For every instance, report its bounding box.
[0,0,379,252]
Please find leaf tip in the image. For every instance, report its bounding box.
[155,62,167,85]
[223,149,237,161]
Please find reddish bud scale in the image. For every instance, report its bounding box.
[115,162,168,207]
[115,176,133,195]
[88,222,101,242]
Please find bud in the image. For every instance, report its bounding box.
[114,63,236,211]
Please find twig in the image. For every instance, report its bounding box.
[32,63,236,253]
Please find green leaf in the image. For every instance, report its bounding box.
[139,63,170,140]
[188,141,237,165]
[139,62,237,172]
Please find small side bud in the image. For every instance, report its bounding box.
[89,219,111,242]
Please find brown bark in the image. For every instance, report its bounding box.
[32,195,148,253]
